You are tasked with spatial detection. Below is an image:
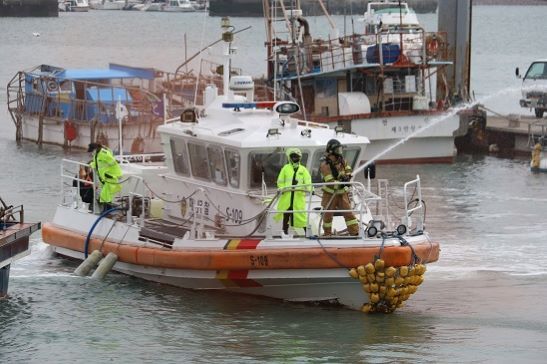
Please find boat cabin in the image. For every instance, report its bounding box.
[23,64,163,124]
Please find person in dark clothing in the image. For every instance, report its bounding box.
[73,165,94,204]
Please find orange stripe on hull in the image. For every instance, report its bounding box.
[42,223,440,270]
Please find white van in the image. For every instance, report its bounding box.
[516,60,547,118]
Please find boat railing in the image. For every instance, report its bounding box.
[61,158,151,220]
[61,159,98,212]
[17,73,162,126]
[262,180,382,239]
[403,175,424,232]
[527,119,547,147]
[273,30,447,81]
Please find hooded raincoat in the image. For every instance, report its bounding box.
[90,147,122,203]
[274,148,312,228]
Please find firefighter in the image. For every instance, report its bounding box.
[275,148,312,235]
[88,143,122,208]
[320,139,359,236]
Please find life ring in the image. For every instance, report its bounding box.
[426,35,440,58]
[64,121,78,142]
[47,80,58,92]
[130,136,145,154]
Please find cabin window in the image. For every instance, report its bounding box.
[225,149,240,188]
[170,138,190,176]
[249,150,309,189]
[188,142,210,180]
[208,145,227,186]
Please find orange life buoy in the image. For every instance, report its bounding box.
[64,121,78,142]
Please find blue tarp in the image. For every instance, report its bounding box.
[56,69,138,80]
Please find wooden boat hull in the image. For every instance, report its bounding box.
[21,115,162,153]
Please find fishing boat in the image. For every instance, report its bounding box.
[0,198,41,298]
[42,18,440,312]
[89,0,135,10]
[59,0,90,12]
[163,0,196,12]
[263,0,468,164]
[7,64,169,154]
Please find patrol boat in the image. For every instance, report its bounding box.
[42,19,440,312]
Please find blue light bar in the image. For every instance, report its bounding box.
[222,101,276,110]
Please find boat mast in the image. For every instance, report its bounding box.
[221,17,233,99]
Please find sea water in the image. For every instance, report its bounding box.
[1,6,547,363]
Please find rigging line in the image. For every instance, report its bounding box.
[314,237,350,269]
[202,190,280,223]
[98,213,124,253]
[398,236,420,265]
[142,179,201,203]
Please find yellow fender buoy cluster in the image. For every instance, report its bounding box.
[531,143,542,169]
[348,259,427,313]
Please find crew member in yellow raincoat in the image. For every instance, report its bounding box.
[275,148,312,235]
[88,143,122,208]
[320,139,359,236]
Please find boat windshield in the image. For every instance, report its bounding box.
[249,150,309,189]
[249,147,360,188]
[310,148,361,183]
[371,4,411,14]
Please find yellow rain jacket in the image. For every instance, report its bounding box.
[274,149,312,228]
[90,147,122,203]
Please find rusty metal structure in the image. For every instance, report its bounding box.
[0,197,41,298]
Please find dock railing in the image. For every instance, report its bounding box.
[0,205,25,231]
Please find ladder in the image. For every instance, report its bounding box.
[6,72,25,144]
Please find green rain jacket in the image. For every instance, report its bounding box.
[90,147,122,203]
[274,156,312,228]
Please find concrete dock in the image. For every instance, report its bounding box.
[485,115,547,155]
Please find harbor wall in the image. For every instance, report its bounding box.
[0,0,58,17]
[209,0,438,17]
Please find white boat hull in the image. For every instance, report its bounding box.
[54,245,367,308]
[44,205,437,311]
[350,113,462,163]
